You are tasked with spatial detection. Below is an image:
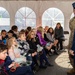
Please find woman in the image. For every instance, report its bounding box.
[27,30,53,68]
[36,26,53,50]
[54,23,64,50]
[46,27,58,55]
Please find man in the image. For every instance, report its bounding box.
[68,2,75,74]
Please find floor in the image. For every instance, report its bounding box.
[35,49,75,75]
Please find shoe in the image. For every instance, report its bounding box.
[33,70,37,74]
[47,64,53,67]
[54,51,59,55]
[39,65,47,69]
[48,53,53,56]
[67,68,75,74]
[48,52,53,56]
[45,63,53,67]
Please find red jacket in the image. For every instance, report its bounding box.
[0,59,8,75]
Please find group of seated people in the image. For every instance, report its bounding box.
[0,22,64,75]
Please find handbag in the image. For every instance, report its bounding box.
[37,44,43,52]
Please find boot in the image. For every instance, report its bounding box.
[67,68,75,74]
[53,46,59,55]
[54,50,59,55]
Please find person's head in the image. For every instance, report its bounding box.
[72,2,75,15]
[56,23,61,29]
[25,26,32,36]
[37,26,44,34]
[47,27,54,34]
[1,30,7,38]
[18,30,26,41]
[7,37,17,49]
[20,29,25,33]
[8,30,14,38]
[27,30,35,41]
[0,44,8,60]
[11,25,18,32]
[32,28,37,36]
[27,26,32,32]
[44,26,49,32]
[37,26,44,38]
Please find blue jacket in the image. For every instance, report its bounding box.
[3,56,34,75]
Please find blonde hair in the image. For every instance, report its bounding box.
[37,26,44,38]
[7,37,17,49]
[27,30,36,42]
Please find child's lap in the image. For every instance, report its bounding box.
[8,66,32,75]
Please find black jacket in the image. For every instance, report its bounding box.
[54,27,64,39]
[27,39,37,52]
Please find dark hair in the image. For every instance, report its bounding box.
[27,26,32,31]
[1,30,6,34]
[8,30,14,34]
[20,29,25,33]
[56,22,61,26]
[0,44,7,52]
[47,27,54,34]
[11,25,18,31]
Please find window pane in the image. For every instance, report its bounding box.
[15,19,26,31]
[15,7,36,31]
[42,8,64,29]
[42,12,51,19]
[18,7,26,17]
[27,12,36,18]
[26,7,33,17]
[42,20,53,27]
[26,19,36,27]
[0,7,10,31]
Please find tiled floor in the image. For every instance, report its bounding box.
[35,49,75,75]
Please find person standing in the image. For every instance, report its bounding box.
[68,2,75,74]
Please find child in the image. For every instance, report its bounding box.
[0,44,34,75]
[7,37,26,65]
[1,30,7,44]
[7,30,14,39]
[37,26,53,50]
[46,27,58,55]
[17,30,37,66]
[0,35,3,44]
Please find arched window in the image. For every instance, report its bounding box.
[0,7,10,31]
[42,8,64,29]
[15,7,36,31]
